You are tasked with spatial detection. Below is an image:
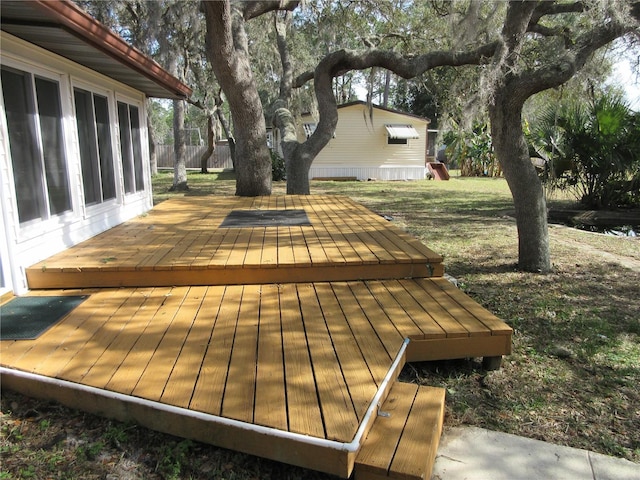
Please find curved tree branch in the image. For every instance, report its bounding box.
[242,0,299,20]
[506,16,637,105]
[275,11,293,102]
[293,70,314,87]
[530,1,586,26]
[304,42,499,160]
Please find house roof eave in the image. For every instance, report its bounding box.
[301,100,431,123]
[0,0,192,100]
[337,100,431,123]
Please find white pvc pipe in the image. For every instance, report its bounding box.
[0,337,410,454]
[345,337,410,452]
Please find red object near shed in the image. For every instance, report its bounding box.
[427,162,450,180]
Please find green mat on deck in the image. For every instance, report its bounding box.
[0,295,88,340]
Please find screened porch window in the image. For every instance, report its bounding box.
[1,66,71,223]
[117,101,144,194]
[74,88,116,205]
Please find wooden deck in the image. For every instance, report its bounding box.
[26,196,443,288]
[2,196,511,479]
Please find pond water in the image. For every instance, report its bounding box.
[575,224,638,237]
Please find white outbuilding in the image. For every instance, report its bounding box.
[300,101,430,181]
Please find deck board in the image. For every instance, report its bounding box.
[43,288,137,381]
[81,287,168,389]
[400,279,470,338]
[298,284,359,441]
[314,283,379,418]
[132,286,207,402]
[161,286,225,409]
[188,285,239,414]
[107,286,188,395]
[254,284,288,430]
[222,285,260,423]
[280,283,325,438]
[332,284,394,384]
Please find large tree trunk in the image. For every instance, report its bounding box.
[214,105,236,169]
[171,98,188,191]
[490,91,550,273]
[272,111,315,194]
[203,1,271,196]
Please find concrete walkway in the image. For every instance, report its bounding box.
[431,426,639,480]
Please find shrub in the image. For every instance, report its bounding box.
[271,150,286,181]
[443,122,501,177]
[528,92,640,208]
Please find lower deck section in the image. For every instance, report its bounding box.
[1,278,510,477]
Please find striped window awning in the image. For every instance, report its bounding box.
[385,124,420,139]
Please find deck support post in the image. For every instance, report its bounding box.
[482,355,503,371]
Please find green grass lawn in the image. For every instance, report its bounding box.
[3,171,638,479]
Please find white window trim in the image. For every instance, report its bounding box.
[71,79,124,216]
[115,94,150,203]
[1,58,80,242]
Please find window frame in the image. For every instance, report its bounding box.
[116,96,148,197]
[73,84,119,209]
[0,61,75,230]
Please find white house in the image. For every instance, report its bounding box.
[0,0,191,296]
[300,101,430,181]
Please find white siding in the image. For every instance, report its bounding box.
[0,32,153,293]
[302,104,428,180]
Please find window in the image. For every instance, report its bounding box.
[74,88,116,205]
[385,124,419,145]
[117,101,144,194]
[1,66,71,223]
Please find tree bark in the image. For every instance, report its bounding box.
[210,92,236,169]
[203,1,271,196]
[383,70,391,107]
[273,106,313,194]
[147,105,157,176]
[489,90,550,272]
[270,10,312,194]
[171,98,188,191]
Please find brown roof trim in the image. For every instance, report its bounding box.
[338,101,430,123]
[30,0,192,99]
[301,100,430,123]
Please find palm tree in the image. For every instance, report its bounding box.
[529,91,640,208]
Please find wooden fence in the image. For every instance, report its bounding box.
[156,142,233,170]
